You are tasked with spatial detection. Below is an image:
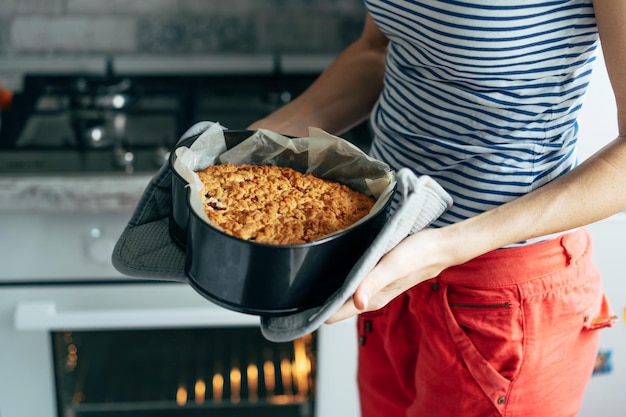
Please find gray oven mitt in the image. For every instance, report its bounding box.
[112,121,215,281]
[111,160,187,280]
[260,168,452,342]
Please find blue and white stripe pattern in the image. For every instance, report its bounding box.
[365,0,599,231]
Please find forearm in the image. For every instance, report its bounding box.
[248,14,388,137]
[338,133,626,317]
[439,135,626,267]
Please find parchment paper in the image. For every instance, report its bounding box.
[172,123,396,240]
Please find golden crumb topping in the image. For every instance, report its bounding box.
[196,164,375,245]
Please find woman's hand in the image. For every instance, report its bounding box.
[326,227,453,323]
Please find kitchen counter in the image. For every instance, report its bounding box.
[0,174,152,212]
[0,173,154,283]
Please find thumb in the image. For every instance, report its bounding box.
[353,289,369,311]
[352,254,399,311]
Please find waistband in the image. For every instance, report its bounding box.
[438,227,591,288]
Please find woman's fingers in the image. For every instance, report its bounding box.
[325,298,361,324]
[325,230,446,324]
[325,276,408,324]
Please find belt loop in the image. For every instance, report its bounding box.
[560,228,588,267]
[559,236,572,266]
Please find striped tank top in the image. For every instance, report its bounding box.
[365,0,599,231]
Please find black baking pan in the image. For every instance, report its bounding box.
[169,129,394,316]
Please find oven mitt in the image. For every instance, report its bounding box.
[260,167,453,342]
[111,160,186,280]
[112,121,217,281]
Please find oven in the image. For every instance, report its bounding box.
[0,56,366,417]
[0,282,359,417]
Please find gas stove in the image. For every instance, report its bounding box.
[1,74,182,174]
[0,65,370,176]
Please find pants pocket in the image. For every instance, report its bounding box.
[439,283,523,413]
[445,284,524,381]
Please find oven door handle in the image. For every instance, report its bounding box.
[13,301,259,331]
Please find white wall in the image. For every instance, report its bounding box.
[577,46,619,161]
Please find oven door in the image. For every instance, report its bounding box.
[0,283,359,417]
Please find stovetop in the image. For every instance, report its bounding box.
[0,71,340,175]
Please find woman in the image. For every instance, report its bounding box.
[249,1,623,416]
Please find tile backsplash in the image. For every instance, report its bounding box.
[0,0,366,55]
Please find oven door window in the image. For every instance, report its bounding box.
[52,328,316,417]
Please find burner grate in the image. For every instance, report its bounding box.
[0,73,373,175]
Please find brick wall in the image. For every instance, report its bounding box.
[0,0,366,55]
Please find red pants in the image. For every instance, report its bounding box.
[357,228,616,417]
